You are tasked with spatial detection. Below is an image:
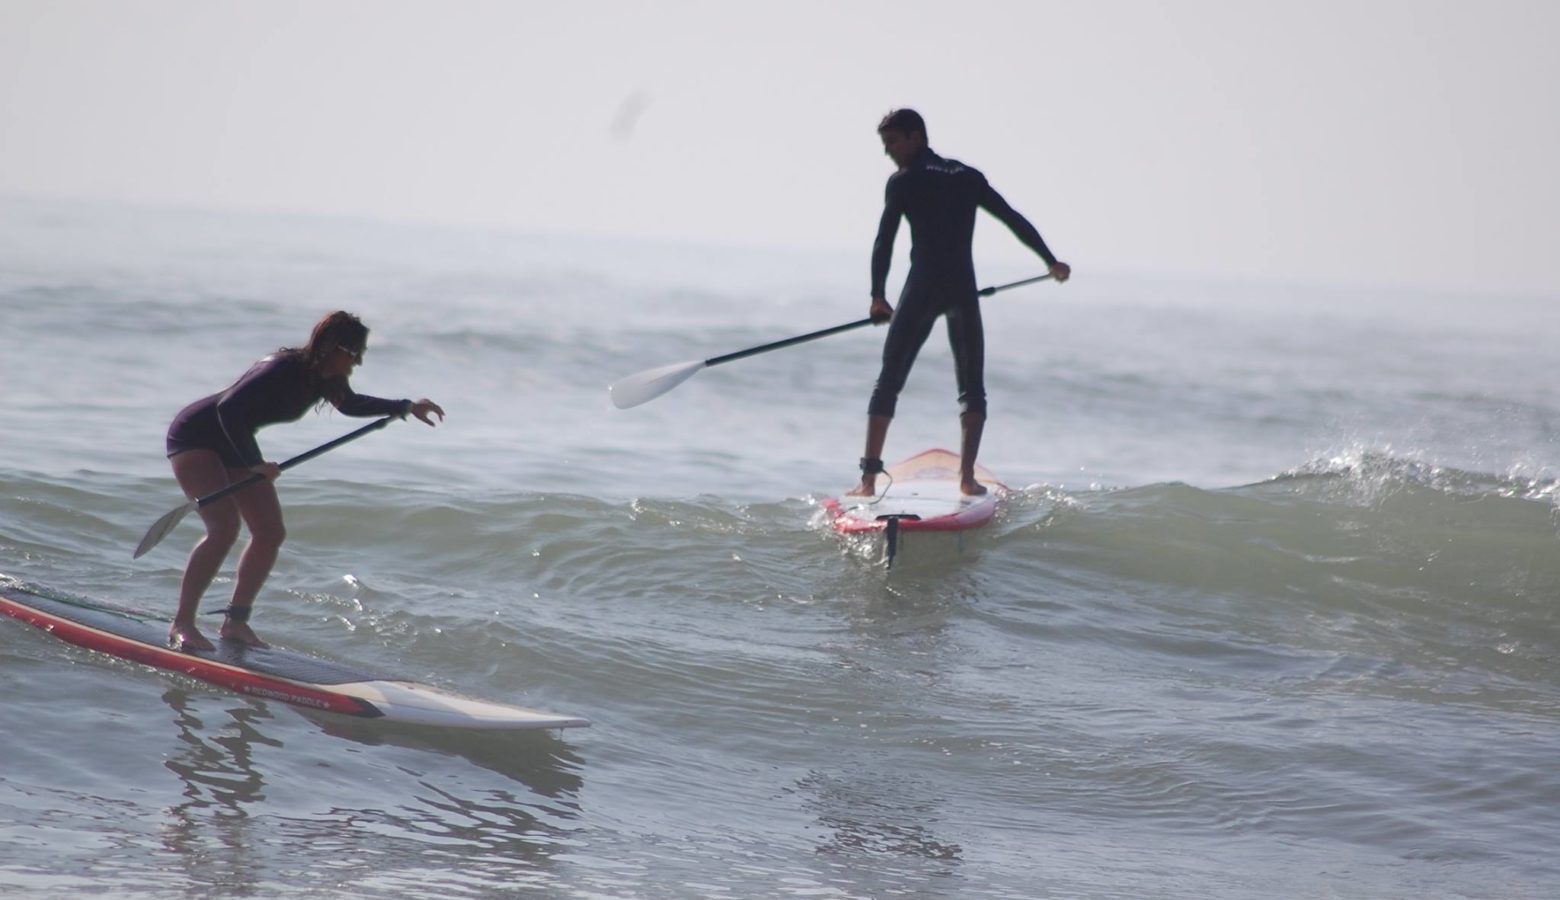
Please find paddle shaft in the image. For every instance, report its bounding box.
[194,415,395,510]
[978,272,1053,297]
[133,414,399,559]
[702,272,1054,369]
[705,318,874,367]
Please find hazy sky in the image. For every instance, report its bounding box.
[2,0,1556,296]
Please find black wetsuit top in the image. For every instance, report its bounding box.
[166,351,408,468]
[867,147,1058,418]
[871,147,1057,297]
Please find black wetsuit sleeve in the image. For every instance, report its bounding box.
[979,180,1058,267]
[324,378,410,419]
[870,177,907,297]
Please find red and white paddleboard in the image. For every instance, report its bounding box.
[821,449,1006,563]
[0,574,588,731]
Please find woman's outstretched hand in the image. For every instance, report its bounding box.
[409,399,445,426]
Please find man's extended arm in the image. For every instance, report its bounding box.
[979,182,1058,268]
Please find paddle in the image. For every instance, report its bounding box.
[133,415,397,559]
[609,273,1055,409]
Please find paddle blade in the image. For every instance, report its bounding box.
[609,359,705,409]
[133,500,197,559]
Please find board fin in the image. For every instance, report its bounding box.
[876,514,921,569]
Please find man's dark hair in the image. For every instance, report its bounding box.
[877,108,926,140]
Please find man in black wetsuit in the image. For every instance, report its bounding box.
[849,108,1070,497]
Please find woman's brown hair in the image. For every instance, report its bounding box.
[293,310,369,405]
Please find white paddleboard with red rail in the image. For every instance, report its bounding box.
[0,574,588,731]
[821,448,1006,564]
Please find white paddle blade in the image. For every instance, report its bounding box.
[609,360,706,409]
[133,500,197,559]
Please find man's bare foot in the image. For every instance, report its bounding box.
[960,477,988,497]
[219,621,270,649]
[168,624,214,653]
[846,477,877,497]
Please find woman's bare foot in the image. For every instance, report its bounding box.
[846,477,878,497]
[167,624,214,653]
[219,620,270,649]
[960,477,988,497]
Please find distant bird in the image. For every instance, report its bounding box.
[610,91,653,142]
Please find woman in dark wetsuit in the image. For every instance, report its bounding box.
[164,311,445,652]
[849,108,1070,498]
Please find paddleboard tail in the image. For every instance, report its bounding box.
[821,449,1007,567]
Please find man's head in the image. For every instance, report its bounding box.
[877,108,927,169]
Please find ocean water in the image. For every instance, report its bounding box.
[1,194,1558,899]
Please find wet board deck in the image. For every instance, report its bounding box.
[0,575,588,731]
[821,448,1006,536]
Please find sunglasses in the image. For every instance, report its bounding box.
[337,344,365,364]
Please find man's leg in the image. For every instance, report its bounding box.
[851,291,938,495]
[947,298,988,495]
[958,410,987,496]
[849,414,894,496]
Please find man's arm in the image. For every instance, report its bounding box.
[870,179,906,300]
[979,181,1058,268]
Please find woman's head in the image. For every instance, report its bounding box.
[303,310,369,378]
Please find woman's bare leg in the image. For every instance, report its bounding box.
[169,451,240,651]
[221,471,284,648]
